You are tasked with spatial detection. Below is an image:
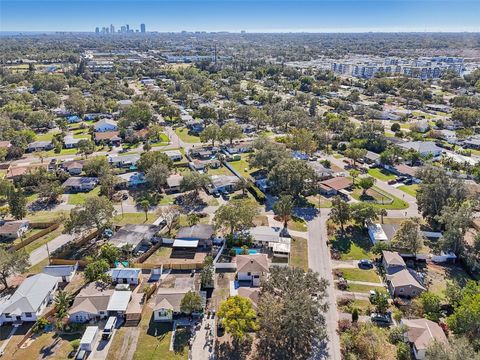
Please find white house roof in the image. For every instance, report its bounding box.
[0,274,58,315]
[248,226,281,243]
[94,119,117,129]
[42,263,78,278]
[107,291,132,312]
[368,223,389,243]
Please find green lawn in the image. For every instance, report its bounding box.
[287,216,308,232]
[351,186,409,210]
[368,168,396,181]
[26,211,68,222]
[346,283,383,293]
[330,226,374,260]
[307,195,332,208]
[67,187,100,205]
[398,184,419,197]
[290,237,309,271]
[112,213,158,225]
[158,194,175,205]
[205,165,233,176]
[151,133,171,147]
[45,148,79,156]
[228,155,257,180]
[336,268,381,283]
[35,131,61,141]
[174,127,200,143]
[132,307,189,360]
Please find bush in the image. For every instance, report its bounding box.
[70,339,80,351]
[352,308,359,322]
[337,319,352,333]
[390,123,401,132]
[338,297,354,307]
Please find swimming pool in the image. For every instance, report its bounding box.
[233,247,258,255]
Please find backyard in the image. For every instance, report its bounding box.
[351,186,409,210]
[424,263,472,299]
[336,268,381,283]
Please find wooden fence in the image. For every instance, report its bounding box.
[134,241,163,263]
[133,262,203,270]
[50,258,87,267]
[10,223,60,252]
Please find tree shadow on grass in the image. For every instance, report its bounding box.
[215,337,252,360]
[330,225,373,255]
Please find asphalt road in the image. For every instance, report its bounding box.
[307,209,342,360]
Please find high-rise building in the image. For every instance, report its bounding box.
[140,23,146,33]
[95,27,100,34]
[126,24,130,32]
[120,26,126,33]
[110,24,115,34]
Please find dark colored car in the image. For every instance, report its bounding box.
[358,259,373,269]
[75,350,87,360]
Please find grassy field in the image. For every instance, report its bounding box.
[205,165,233,176]
[112,212,158,225]
[290,237,308,271]
[227,155,258,180]
[132,307,189,360]
[398,184,419,197]
[287,216,308,232]
[151,133,171,147]
[174,127,200,143]
[337,299,372,315]
[330,226,374,260]
[368,168,396,181]
[336,268,381,283]
[307,195,333,208]
[26,211,68,222]
[35,131,61,141]
[67,187,100,205]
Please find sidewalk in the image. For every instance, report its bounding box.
[190,316,215,360]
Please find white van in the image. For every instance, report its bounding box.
[102,317,117,340]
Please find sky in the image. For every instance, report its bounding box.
[1,0,479,33]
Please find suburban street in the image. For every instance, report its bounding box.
[307,209,342,360]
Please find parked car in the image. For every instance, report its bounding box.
[102,316,117,340]
[370,313,391,325]
[358,259,373,269]
[387,179,397,185]
[403,178,413,185]
[75,350,88,360]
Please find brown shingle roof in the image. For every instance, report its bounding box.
[402,318,448,350]
[153,288,190,312]
[94,131,120,141]
[236,254,269,273]
[320,177,353,191]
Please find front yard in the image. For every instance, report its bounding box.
[330,225,374,260]
[336,268,381,283]
[398,184,418,197]
[174,127,200,143]
[289,237,309,271]
[367,168,396,181]
[112,212,158,226]
[67,187,100,205]
[132,307,189,360]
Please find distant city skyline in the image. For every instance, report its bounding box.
[1,0,480,33]
[95,23,146,34]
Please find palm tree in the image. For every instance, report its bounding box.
[380,209,388,224]
[140,199,150,222]
[54,290,73,329]
[274,195,294,231]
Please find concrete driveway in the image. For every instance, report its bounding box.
[28,233,75,266]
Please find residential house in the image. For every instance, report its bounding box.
[207,175,239,194]
[69,282,113,323]
[27,141,53,152]
[42,263,78,283]
[62,176,99,192]
[401,318,448,360]
[0,273,58,325]
[392,164,417,178]
[320,177,353,196]
[236,254,269,287]
[248,226,281,247]
[398,141,442,157]
[94,119,118,132]
[364,151,381,165]
[383,251,425,298]
[166,174,183,193]
[62,161,84,175]
[411,120,430,133]
[67,115,81,124]
[224,142,253,155]
[109,268,142,285]
[0,220,30,241]
[309,161,334,181]
[189,159,207,172]
[153,288,191,322]
[94,131,122,145]
[174,224,215,249]
[109,224,160,252]
[116,172,146,188]
[108,154,140,168]
[63,136,82,149]
[368,223,399,244]
[164,150,183,162]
